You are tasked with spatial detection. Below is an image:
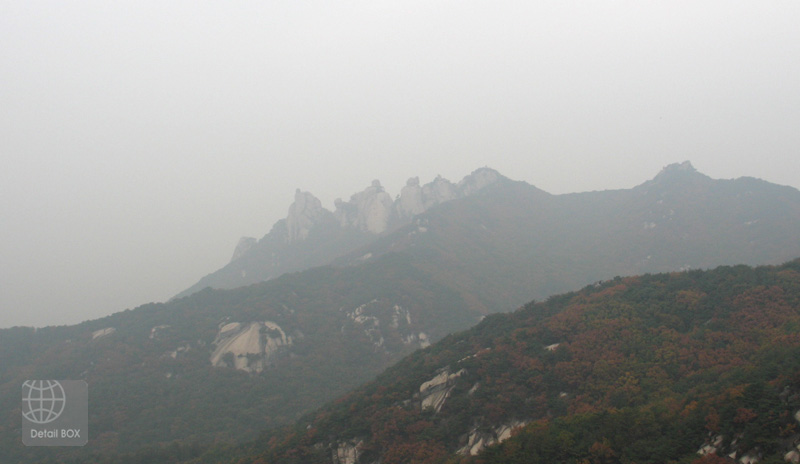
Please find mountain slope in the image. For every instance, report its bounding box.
[2,163,799,463]
[243,259,800,464]
[0,255,481,464]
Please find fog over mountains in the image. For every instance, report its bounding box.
[2,162,800,463]
[5,1,800,332]
[4,3,800,462]
[178,162,800,309]
[176,167,503,299]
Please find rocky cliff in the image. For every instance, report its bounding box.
[286,189,330,243]
[176,168,504,298]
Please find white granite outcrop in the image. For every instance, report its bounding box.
[422,175,460,208]
[457,420,528,456]
[332,439,362,464]
[287,189,327,242]
[344,301,426,351]
[459,167,501,196]
[149,325,170,339]
[345,300,384,348]
[698,435,724,456]
[286,168,506,244]
[396,177,426,218]
[335,180,394,234]
[210,321,292,373]
[545,343,560,352]
[395,174,459,219]
[420,368,465,412]
[92,327,116,340]
[209,167,506,292]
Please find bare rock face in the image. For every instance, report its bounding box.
[343,301,423,351]
[92,327,116,340]
[209,321,292,373]
[286,189,327,243]
[422,175,459,209]
[420,368,465,412]
[332,440,364,464]
[332,440,362,464]
[740,453,760,464]
[333,170,500,234]
[396,177,426,219]
[396,171,493,220]
[457,420,527,456]
[698,435,724,456]
[334,180,394,234]
[695,429,800,464]
[459,167,501,196]
[345,300,384,349]
[180,167,509,300]
[149,325,170,339]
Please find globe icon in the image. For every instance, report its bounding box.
[22,380,66,424]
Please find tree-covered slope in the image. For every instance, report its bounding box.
[242,259,800,464]
[0,254,481,464]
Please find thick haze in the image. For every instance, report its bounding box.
[2,1,799,328]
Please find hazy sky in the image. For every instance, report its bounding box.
[2,1,799,328]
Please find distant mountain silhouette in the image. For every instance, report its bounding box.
[175,167,504,299]
[182,161,800,313]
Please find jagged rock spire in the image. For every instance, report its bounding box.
[280,169,505,244]
[334,180,394,234]
[286,189,326,242]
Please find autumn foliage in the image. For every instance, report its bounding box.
[247,260,800,464]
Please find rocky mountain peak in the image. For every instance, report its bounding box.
[286,189,327,243]
[180,166,518,298]
[458,167,502,196]
[396,177,426,218]
[421,175,460,208]
[335,180,394,234]
[395,169,502,220]
[657,160,696,175]
[638,160,711,191]
[289,168,507,237]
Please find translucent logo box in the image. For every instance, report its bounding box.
[22,380,88,446]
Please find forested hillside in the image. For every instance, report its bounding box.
[0,255,480,464]
[242,259,800,464]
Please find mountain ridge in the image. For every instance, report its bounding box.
[177,161,800,307]
[174,167,506,299]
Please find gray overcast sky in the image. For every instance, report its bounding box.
[2,1,799,328]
